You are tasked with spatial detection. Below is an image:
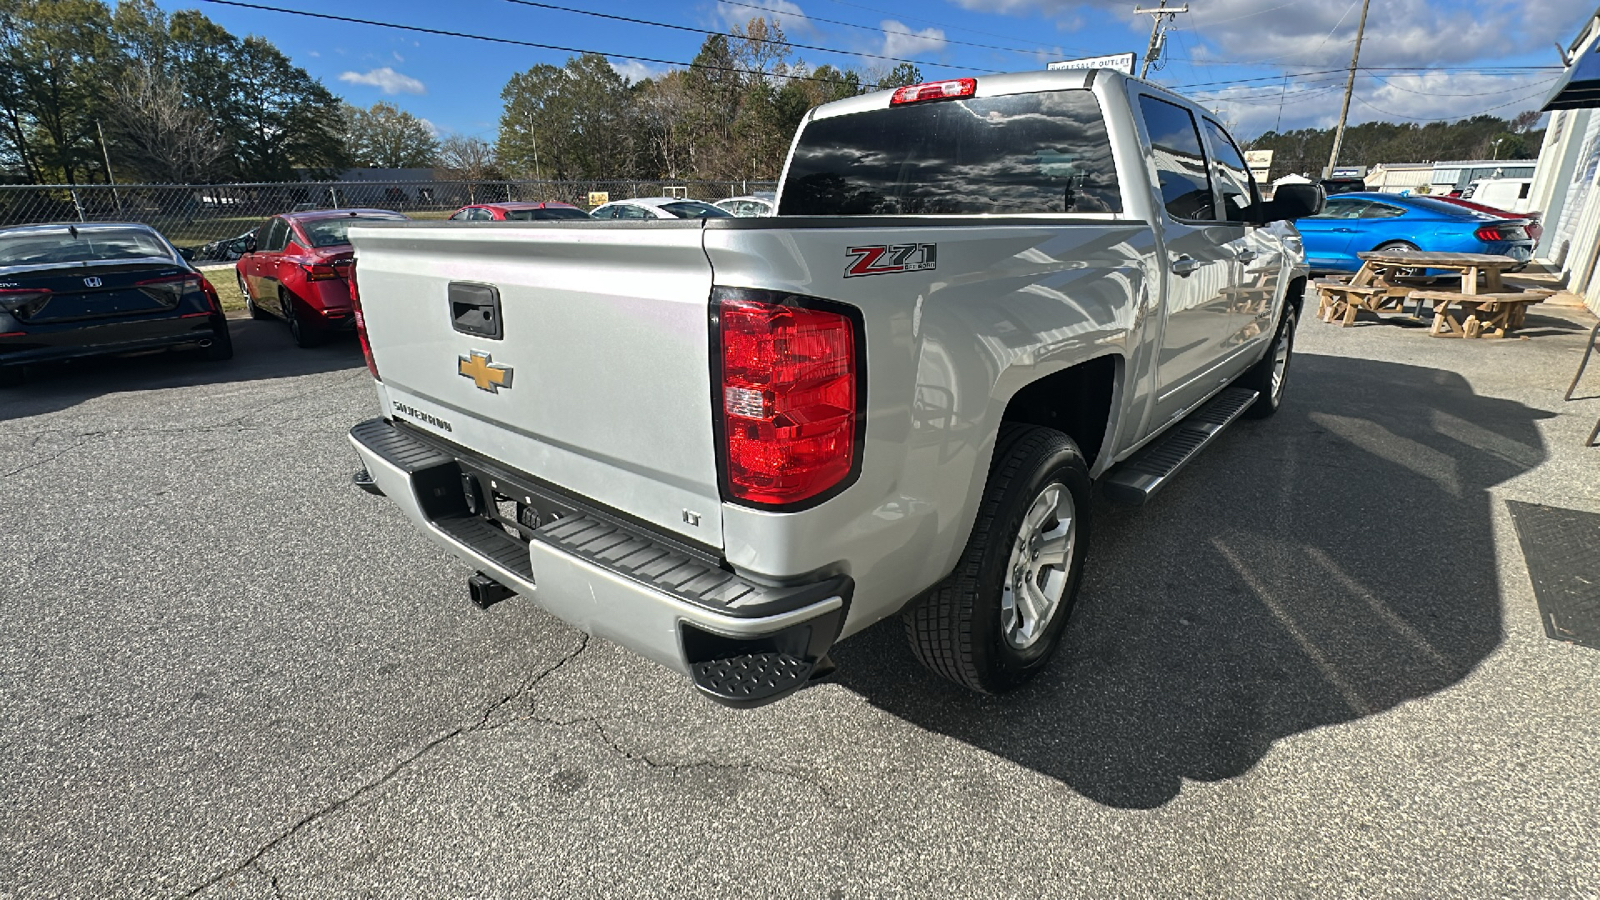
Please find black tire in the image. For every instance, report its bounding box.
[903,424,1092,693]
[0,366,24,388]
[203,322,234,361]
[1374,240,1425,279]
[282,289,323,348]
[242,272,270,320]
[1240,302,1297,419]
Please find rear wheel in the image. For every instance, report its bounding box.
[1374,240,1424,279]
[903,424,1092,693]
[281,289,323,348]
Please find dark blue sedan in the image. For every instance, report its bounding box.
[1295,192,1536,273]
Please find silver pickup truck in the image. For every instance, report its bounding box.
[346,69,1321,707]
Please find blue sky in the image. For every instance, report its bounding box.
[161,0,1596,142]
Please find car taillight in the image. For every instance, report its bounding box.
[197,274,221,313]
[1475,225,1504,242]
[713,287,862,508]
[0,288,51,318]
[302,263,340,281]
[890,78,976,105]
[349,262,379,380]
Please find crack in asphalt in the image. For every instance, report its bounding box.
[586,719,842,803]
[174,634,590,900]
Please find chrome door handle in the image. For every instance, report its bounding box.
[1171,256,1202,276]
[1237,250,1258,262]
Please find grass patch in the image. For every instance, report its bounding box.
[204,269,249,315]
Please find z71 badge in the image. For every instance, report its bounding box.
[845,243,937,278]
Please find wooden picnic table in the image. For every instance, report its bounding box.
[1315,249,1552,338]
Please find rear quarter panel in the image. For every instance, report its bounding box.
[704,218,1155,636]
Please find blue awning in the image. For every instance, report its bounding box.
[1544,26,1600,112]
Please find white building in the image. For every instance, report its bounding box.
[1528,8,1600,315]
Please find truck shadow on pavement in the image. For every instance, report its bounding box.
[834,352,1552,809]
[0,319,364,423]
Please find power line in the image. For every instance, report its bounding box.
[713,0,1043,57]
[497,0,994,71]
[195,0,963,84]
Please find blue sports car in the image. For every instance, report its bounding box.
[1295,191,1536,273]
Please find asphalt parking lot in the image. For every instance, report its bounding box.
[4,296,1600,898]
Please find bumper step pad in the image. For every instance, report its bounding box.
[1101,387,1258,506]
[691,652,817,707]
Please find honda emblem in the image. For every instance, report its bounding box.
[83,276,102,288]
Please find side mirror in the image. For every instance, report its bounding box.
[244,235,257,254]
[1261,183,1326,223]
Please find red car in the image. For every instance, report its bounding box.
[236,208,407,347]
[1430,196,1543,243]
[447,201,591,221]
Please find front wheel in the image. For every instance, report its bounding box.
[241,272,270,320]
[1240,302,1297,419]
[903,424,1092,693]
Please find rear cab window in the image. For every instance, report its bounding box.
[780,89,1122,216]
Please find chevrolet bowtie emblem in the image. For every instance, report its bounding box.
[458,350,513,393]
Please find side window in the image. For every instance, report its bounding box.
[619,205,652,220]
[1312,199,1366,219]
[1202,118,1257,223]
[449,210,470,221]
[471,208,494,221]
[262,218,290,252]
[1139,95,1215,221]
[592,206,618,219]
[1362,203,1406,219]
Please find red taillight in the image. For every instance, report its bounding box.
[301,263,340,281]
[1475,225,1503,242]
[349,262,379,380]
[197,275,221,313]
[890,78,976,105]
[715,288,860,507]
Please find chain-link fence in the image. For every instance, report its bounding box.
[0,179,779,260]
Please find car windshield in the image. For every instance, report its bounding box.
[299,215,405,247]
[660,201,732,219]
[0,227,172,267]
[504,207,591,221]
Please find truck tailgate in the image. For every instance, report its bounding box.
[349,222,723,547]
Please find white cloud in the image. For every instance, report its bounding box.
[881,20,946,58]
[338,67,426,95]
[307,50,320,58]
[392,50,405,63]
[714,0,812,33]
[610,59,668,82]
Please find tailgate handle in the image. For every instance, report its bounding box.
[449,282,503,340]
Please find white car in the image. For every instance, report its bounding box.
[589,197,733,220]
[714,193,776,217]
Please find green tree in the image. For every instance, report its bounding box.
[344,101,438,169]
[497,54,637,181]
[0,0,116,184]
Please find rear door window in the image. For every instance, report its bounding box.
[781,90,1121,216]
[1139,95,1215,221]
[262,218,290,252]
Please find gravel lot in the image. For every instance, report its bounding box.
[3,294,1599,898]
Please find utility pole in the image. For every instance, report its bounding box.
[1325,0,1373,179]
[1134,1,1188,79]
[96,120,121,214]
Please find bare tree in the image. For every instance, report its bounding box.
[436,134,497,202]
[105,62,226,183]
